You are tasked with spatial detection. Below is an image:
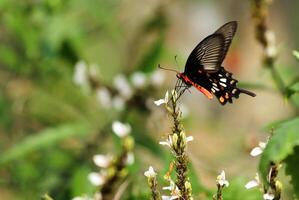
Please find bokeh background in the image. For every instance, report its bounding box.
[0,0,298,199]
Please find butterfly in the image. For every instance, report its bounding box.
[175,21,256,105]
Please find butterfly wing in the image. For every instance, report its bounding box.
[184,34,226,73]
[214,21,238,64]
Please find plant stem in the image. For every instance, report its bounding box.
[170,93,192,200]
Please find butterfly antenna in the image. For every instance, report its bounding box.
[158,64,179,74]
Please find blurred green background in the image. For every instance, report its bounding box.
[0,0,299,199]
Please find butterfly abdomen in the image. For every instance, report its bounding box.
[210,67,256,105]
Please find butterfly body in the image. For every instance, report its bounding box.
[176,21,256,105]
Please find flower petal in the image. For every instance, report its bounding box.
[88,172,105,186]
[112,121,131,138]
[93,154,112,168]
[154,99,166,106]
[250,147,263,157]
[245,180,259,189]
[144,166,157,178]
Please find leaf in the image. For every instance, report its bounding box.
[285,146,299,198]
[222,177,261,200]
[0,123,92,164]
[293,50,299,61]
[259,117,299,183]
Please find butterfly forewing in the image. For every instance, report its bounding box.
[185,34,226,73]
[214,21,238,64]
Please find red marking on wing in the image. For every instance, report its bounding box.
[179,74,213,100]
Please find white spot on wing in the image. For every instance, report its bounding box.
[211,88,216,93]
[220,82,227,87]
[220,78,227,83]
[213,86,219,91]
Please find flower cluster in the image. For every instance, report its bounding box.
[73,60,165,111]
[74,121,134,200]
[245,139,281,200]
[145,90,193,200]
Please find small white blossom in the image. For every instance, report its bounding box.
[250,142,267,157]
[88,172,105,186]
[144,166,157,178]
[154,91,169,106]
[150,70,165,87]
[216,170,229,187]
[131,72,147,88]
[113,74,133,99]
[245,173,260,189]
[263,193,275,200]
[186,136,194,143]
[73,61,88,86]
[112,121,131,138]
[159,135,173,148]
[161,195,179,200]
[125,152,135,165]
[93,154,112,168]
[96,87,112,108]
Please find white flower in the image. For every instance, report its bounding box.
[161,195,179,200]
[125,152,135,165]
[73,61,88,86]
[131,72,147,88]
[250,142,266,157]
[93,154,113,168]
[216,170,229,187]
[150,70,165,87]
[159,135,173,148]
[245,173,260,189]
[144,166,157,178]
[112,121,131,138]
[96,87,112,109]
[154,91,169,106]
[263,193,275,200]
[88,172,105,186]
[113,74,133,99]
[112,96,125,111]
[186,136,194,143]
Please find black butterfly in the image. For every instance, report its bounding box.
[176,21,256,105]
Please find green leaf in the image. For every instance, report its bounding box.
[293,50,299,61]
[259,117,299,183]
[0,123,92,164]
[285,146,299,198]
[223,177,261,200]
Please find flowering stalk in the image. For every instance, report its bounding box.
[144,167,162,200]
[246,140,281,200]
[213,171,229,200]
[88,122,134,200]
[156,90,193,200]
[266,162,282,200]
[251,0,285,96]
